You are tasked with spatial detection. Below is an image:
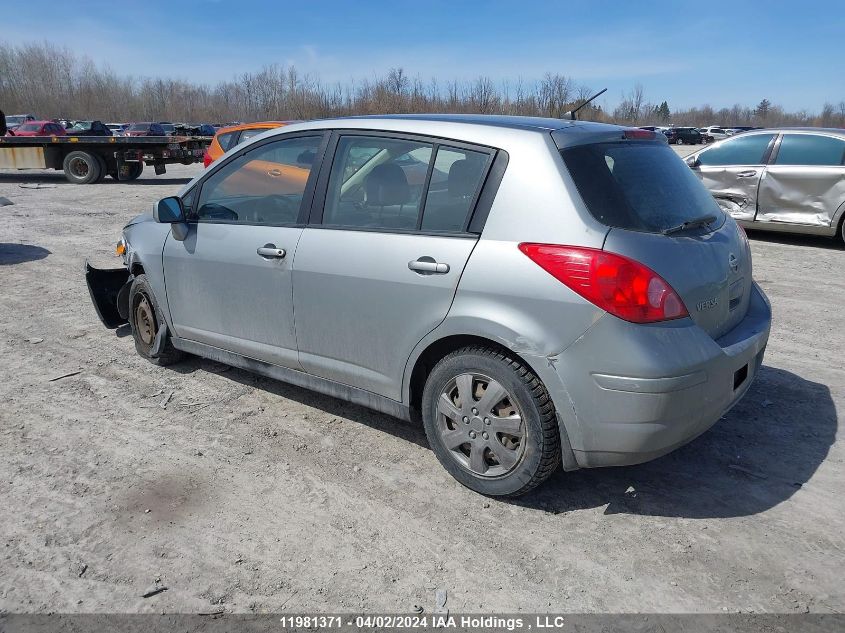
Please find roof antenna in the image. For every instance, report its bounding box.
[567,88,607,120]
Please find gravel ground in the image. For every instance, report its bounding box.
[0,152,842,615]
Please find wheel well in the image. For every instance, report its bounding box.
[408,334,534,419]
[130,262,145,276]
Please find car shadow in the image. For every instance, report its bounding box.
[748,230,844,250]
[0,243,50,265]
[170,356,431,449]
[165,356,834,518]
[514,365,836,518]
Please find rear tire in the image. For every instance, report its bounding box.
[63,151,101,184]
[109,163,144,181]
[94,154,108,183]
[128,274,184,366]
[421,346,560,497]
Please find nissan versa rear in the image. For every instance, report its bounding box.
[86,115,771,497]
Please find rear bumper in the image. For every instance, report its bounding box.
[528,281,771,468]
[85,261,130,328]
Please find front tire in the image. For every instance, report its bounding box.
[128,274,183,366]
[422,346,560,497]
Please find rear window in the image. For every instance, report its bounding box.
[217,131,239,151]
[17,123,42,132]
[561,142,722,233]
[128,123,150,131]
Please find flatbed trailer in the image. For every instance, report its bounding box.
[0,135,211,184]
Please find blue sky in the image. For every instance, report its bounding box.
[3,0,843,112]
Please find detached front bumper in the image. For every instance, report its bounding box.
[85,261,131,328]
[528,282,772,468]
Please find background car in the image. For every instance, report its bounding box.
[700,126,730,143]
[106,123,128,136]
[685,128,845,242]
[204,121,293,167]
[158,122,176,136]
[124,122,167,137]
[4,113,36,132]
[7,120,67,137]
[66,120,112,136]
[639,125,669,133]
[665,127,702,145]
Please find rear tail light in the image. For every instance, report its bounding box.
[623,129,658,140]
[203,149,213,168]
[518,243,689,323]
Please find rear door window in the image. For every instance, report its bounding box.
[420,147,489,232]
[697,133,775,166]
[560,142,722,233]
[238,128,266,144]
[775,134,845,166]
[322,136,434,231]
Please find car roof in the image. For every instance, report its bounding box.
[269,114,631,148]
[757,127,845,135]
[334,113,611,132]
[216,121,294,135]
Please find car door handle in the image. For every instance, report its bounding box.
[736,170,757,178]
[408,258,449,274]
[257,245,286,259]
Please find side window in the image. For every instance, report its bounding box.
[216,131,239,152]
[775,135,845,166]
[238,128,265,144]
[323,136,434,230]
[420,146,489,232]
[193,135,321,225]
[698,134,775,166]
[181,187,196,217]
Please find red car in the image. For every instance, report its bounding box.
[9,120,67,137]
[124,122,167,137]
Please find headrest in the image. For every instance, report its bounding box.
[365,163,410,206]
[448,159,478,198]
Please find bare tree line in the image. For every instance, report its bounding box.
[2,41,843,128]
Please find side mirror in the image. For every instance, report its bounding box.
[154,196,185,223]
[686,155,700,169]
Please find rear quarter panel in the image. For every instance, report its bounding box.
[403,130,607,397]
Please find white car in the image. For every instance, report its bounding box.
[106,123,126,136]
[700,126,729,143]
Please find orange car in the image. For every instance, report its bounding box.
[203,121,294,167]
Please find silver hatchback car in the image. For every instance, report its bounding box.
[87,115,771,497]
[685,128,845,243]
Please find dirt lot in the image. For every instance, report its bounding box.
[0,150,842,615]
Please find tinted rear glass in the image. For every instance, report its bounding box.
[128,123,151,131]
[775,134,845,166]
[698,133,775,166]
[561,142,722,233]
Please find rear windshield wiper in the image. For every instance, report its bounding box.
[662,214,717,235]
